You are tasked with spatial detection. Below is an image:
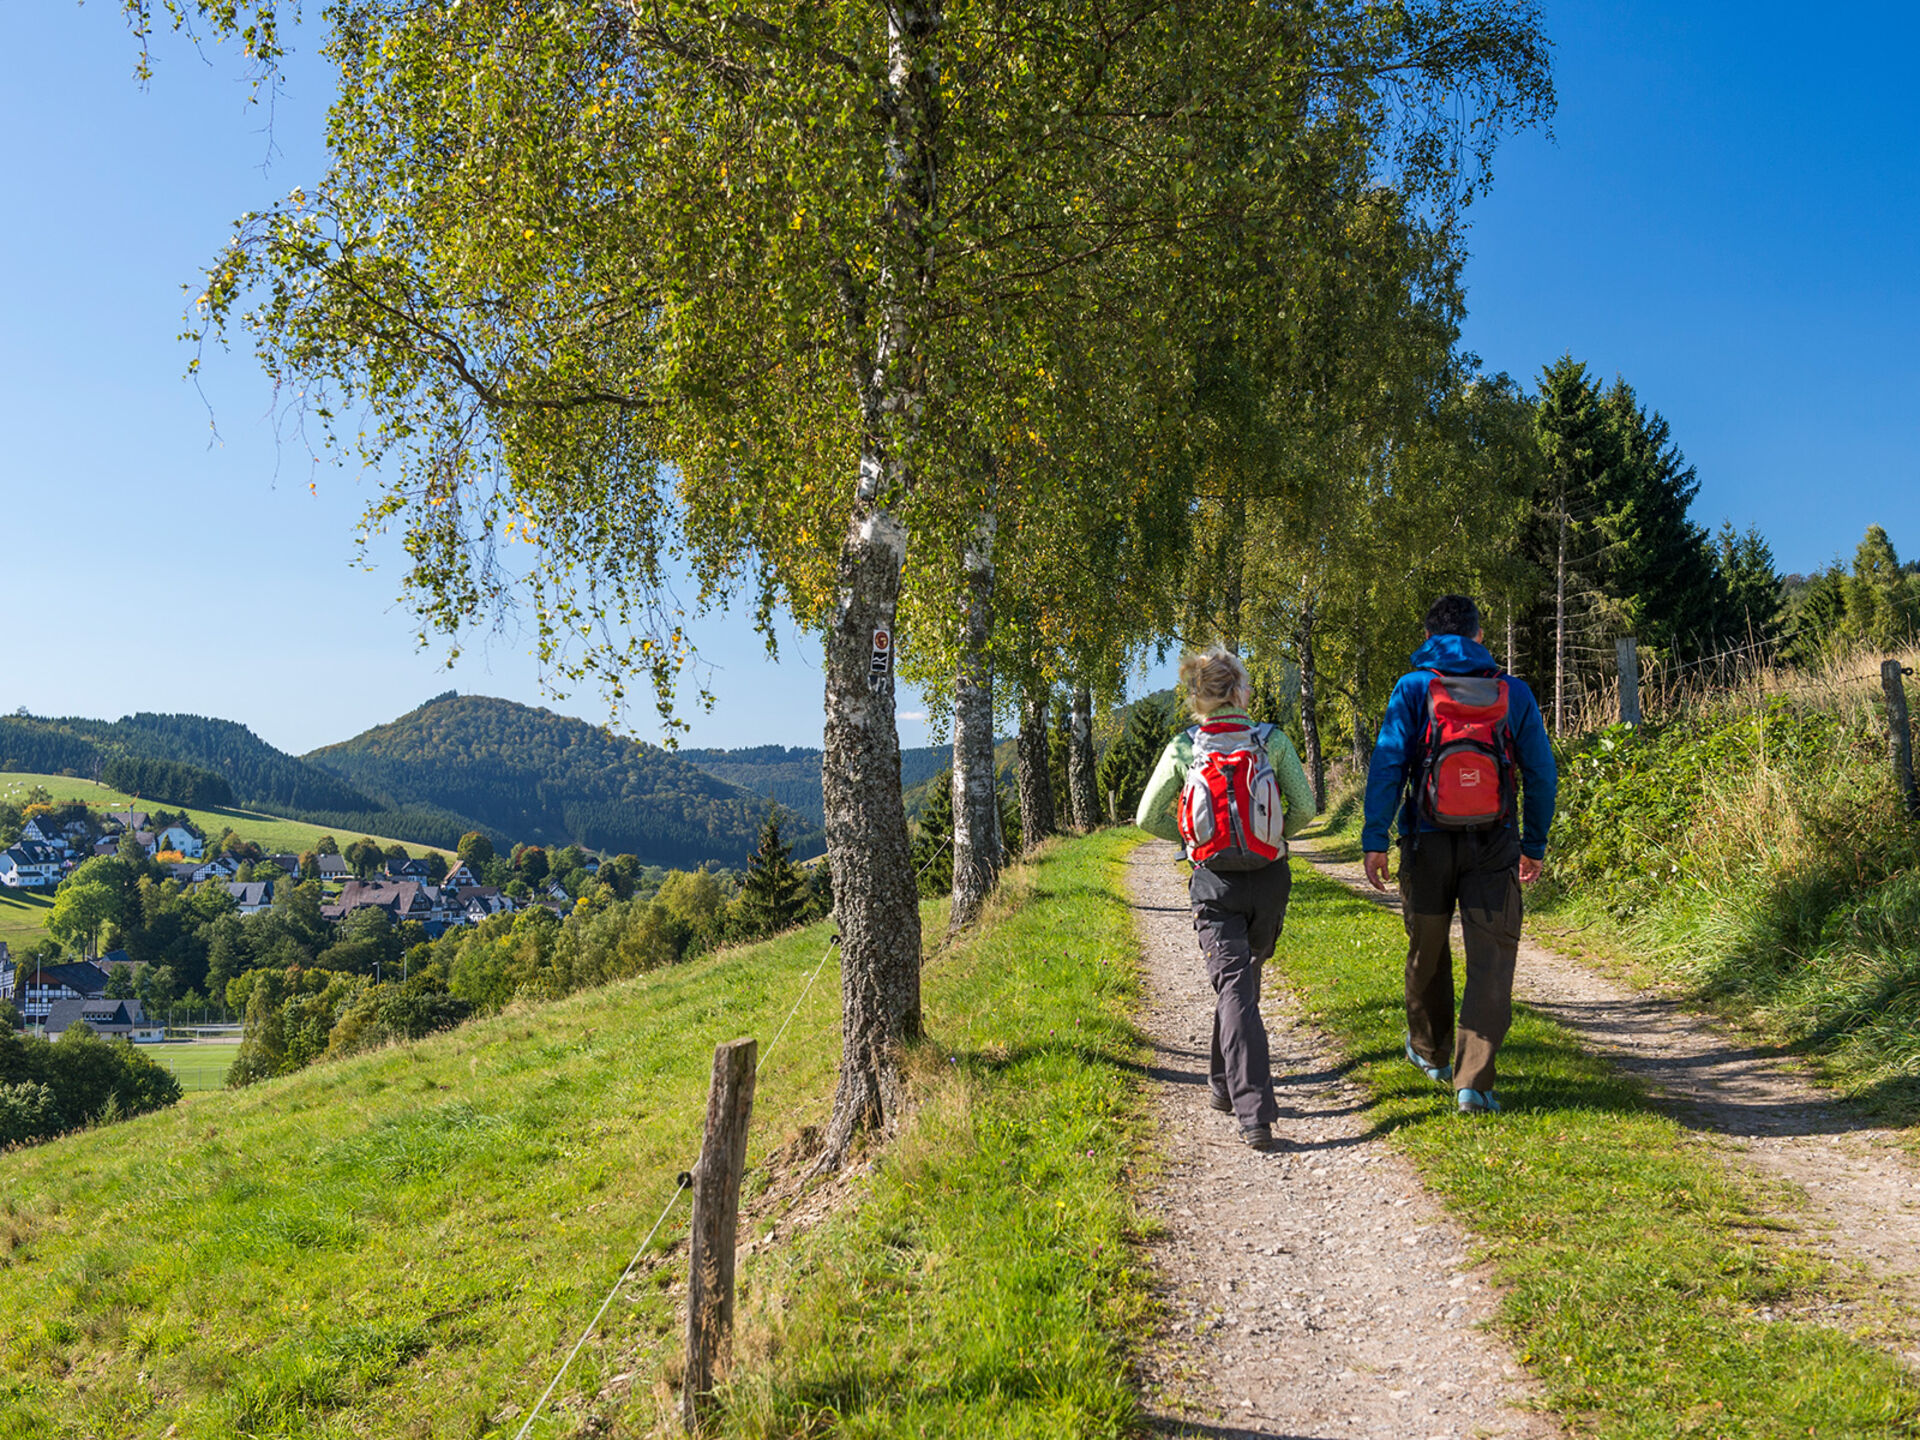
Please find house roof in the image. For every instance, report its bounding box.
[316,855,350,875]
[27,962,110,997]
[226,881,274,908]
[328,879,437,920]
[3,840,61,866]
[44,997,148,1033]
[106,811,150,830]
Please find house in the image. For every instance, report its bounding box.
[545,880,572,905]
[0,840,64,889]
[225,880,275,916]
[154,824,204,859]
[92,836,122,858]
[19,817,70,854]
[266,853,302,877]
[43,997,162,1042]
[315,854,351,883]
[0,943,15,1007]
[165,863,201,885]
[444,863,479,889]
[582,852,602,876]
[322,879,442,926]
[104,810,151,834]
[457,888,515,924]
[131,830,159,857]
[387,857,436,880]
[192,857,241,882]
[17,961,110,1021]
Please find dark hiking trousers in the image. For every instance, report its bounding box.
[1399,829,1523,1094]
[1189,859,1292,1127]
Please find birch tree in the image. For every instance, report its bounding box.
[135,0,1551,1163]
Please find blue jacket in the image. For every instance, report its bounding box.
[1360,634,1558,859]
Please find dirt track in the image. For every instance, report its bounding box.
[1291,835,1920,1366]
[1127,841,1562,1439]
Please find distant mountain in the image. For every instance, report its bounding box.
[307,695,818,868]
[682,743,952,827]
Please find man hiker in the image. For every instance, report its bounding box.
[1361,594,1557,1115]
[1136,647,1317,1151]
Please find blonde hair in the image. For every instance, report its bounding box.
[1180,646,1250,720]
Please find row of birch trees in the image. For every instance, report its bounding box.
[134,0,1553,1165]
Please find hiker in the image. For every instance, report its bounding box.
[1136,647,1317,1151]
[1361,594,1557,1115]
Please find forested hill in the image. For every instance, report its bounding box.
[682,743,950,826]
[306,694,819,867]
[0,711,493,848]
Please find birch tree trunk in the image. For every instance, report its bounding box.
[1296,597,1326,810]
[949,510,1000,931]
[1221,494,1246,653]
[816,0,940,1168]
[1067,684,1099,832]
[1016,683,1057,851]
[1348,641,1374,770]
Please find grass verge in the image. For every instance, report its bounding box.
[0,831,1154,1439]
[1271,855,1920,1438]
[716,828,1153,1438]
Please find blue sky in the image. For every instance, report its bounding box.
[4,2,1915,755]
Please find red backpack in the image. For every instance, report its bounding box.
[1416,671,1516,829]
[1178,720,1286,870]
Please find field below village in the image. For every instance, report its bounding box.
[140,1041,239,1093]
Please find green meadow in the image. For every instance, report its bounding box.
[0,832,1153,1439]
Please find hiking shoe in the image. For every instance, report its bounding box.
[1239,1123,1279,1152]
[1405,1035,1453,1086]
[1208,1091,1233,1114]
[1456,1088,1501,1115]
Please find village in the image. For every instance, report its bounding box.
[0,802,597,1039]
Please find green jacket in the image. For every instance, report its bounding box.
[1133,710,1318,846]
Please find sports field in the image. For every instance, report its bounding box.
[142,1042,239,1093]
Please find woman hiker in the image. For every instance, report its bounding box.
[1135,647,1317,1151]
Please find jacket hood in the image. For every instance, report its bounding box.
[1409,633,1500,675]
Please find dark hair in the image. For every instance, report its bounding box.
[1423,594,1481,637]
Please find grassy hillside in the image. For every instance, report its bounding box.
[1533,647,1920,1117]
[308,694,818,868]
[0,832,1151,1438]
[0,715,488,851]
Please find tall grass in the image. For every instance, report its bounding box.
[1545,643,1920,1115]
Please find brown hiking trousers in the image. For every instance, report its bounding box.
[1399,829,1523,1094]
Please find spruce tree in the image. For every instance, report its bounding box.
[736,812,806,940]
[911,774,956,901]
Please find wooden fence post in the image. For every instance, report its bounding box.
[1881,660,1920,822]
[1616,637,1641,726]
[683,1038,757,1434]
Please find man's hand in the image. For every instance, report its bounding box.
[1517,855,1543,885]
[1363,850,1392,892]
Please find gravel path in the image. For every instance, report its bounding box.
[1127,842,1562,1440]
[1291,836,1920,1364]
